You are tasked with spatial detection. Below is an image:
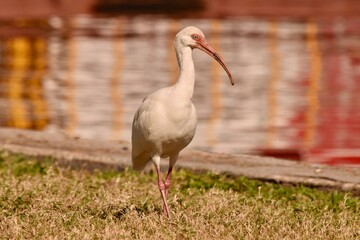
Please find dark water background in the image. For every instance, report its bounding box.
[0,15,359,164]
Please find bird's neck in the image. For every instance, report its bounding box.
[174,46,195,99]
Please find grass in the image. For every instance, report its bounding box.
[0,151,359,239]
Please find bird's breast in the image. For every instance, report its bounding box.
[147,99,197,153]
[157,101,197,139]
[132,88,198,158]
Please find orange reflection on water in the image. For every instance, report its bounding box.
[29,38,49,129]
[111,18,124,140]
[5,37,49,129]
[266,21,281,148]
[168,19,180,85]
[206,20,223,146]
[64,19,77,136]
[304,22,322,148]
[7,37,31,129]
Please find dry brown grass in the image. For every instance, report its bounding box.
[0,151,359,239]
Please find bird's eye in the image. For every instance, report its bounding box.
[192,34,199,40]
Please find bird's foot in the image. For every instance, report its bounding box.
[164,179,171,191]
[158,180,171,218]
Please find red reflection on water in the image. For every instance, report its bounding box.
[304,148,360,165]
[256,19,360,165]
[302,21,360,165]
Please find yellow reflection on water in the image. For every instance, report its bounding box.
[7,37,31,128]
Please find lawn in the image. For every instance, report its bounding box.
[0,151,358,239]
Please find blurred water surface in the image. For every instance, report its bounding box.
[0,15,359,164]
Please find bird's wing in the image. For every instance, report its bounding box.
[131,88,171,170]
[131,96,154,170]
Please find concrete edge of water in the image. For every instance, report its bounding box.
[0,128,359,195]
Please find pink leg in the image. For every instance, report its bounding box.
[163,167,173,213]
[155,164,170,218]
[162,153,178,215]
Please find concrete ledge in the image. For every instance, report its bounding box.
[0,128,359,195]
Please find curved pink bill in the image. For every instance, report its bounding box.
[196,40,234,86]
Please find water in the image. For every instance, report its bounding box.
[0,15,359,164]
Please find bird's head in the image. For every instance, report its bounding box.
[175,26,234,86]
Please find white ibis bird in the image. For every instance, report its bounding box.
[131,26,234,217]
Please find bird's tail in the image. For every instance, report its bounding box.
[132,152,151,171]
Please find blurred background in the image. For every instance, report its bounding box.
[0,0,359,165]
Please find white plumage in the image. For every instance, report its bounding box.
[131,26,234,217]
